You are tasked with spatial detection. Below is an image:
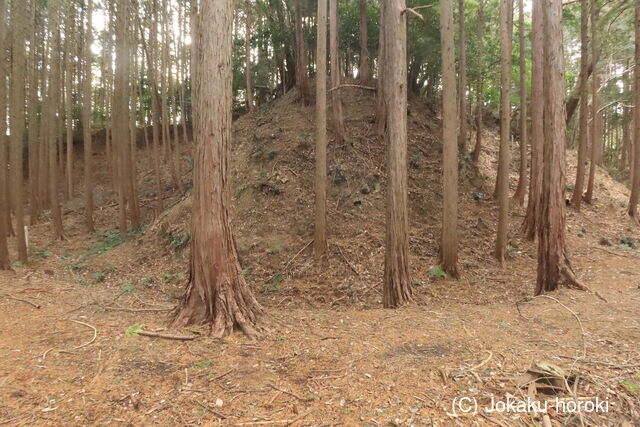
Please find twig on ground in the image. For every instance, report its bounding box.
[268,384,308,402]
[195,399,227,419]
[2,294,41,309]
[66,319,98,351]
[103,305,173,313]
[209,368,234,382]
[468,350,494,371]
[138,330,197,341]
[283,239,313,271]
[335,244,360,276]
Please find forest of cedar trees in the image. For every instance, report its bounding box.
[0,0,639,425]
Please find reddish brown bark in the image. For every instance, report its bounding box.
[536,0,586,295]
[495,0,513,263]
[173,0,263,337]
[314,0,328,258]
[383,0,413,308]
[0,0,9,268]
[440,0,459,277]
[522,0,544,240]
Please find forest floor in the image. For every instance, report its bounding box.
[1,87,640,426]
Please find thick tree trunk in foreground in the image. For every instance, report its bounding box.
[383,0,412,308]
[471,0,484,163]
[0,0,9,268]
[512,0,528,206]
[83,0,95,231]
[314,0,328,259]
[584,3,600,204]
[495,0,513,263]
[628,0,640,220]
[440,0,459,277]
[329,0,345,144]
[359,0,370,84]
[570,0,590,210]
[245,0,255,111]
[173,0,263,337]
[458,0,467,153]
[294,0,311,105]
[522,0,544,240]
[536,0,585,295]
[10,0,29,259]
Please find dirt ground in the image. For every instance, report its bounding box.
[1,88,639,426]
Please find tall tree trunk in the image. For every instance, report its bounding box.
[294,0,311,105]
[495,0,513,263]
[383,0,412,308]
[512,0,528,206]
[46,1,64,240]
[375,2,386,137]
[440,0,459,277]
[329,0,345,144]
[64,5,75,200]
[628,0,640,220]
[570,0,590,209]
[471,0,484,163]
[522,0,544,239]
[458,0,467,153]
[83,0,94,231]
[173,0,263,337]
[314,0,328,259]
[10,0,29,258]
[358,0,370,84]
[0,0,9,268]
[536,0,586,294]
[28,3,41,225]
[245,0,255,111]
[584,2,600,203]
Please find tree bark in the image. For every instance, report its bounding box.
[64,5,75,200]
[314,0,328,259]
[0,0,9,268]
[359,0,370,84]
[458,0,467,153]
[570,0,590,210]
[47,1,64,240]
[383,0,412,308]
[10,0,30,258]
[375,2,386,137]
[329,0,345,144]
[628,0,640,219]
[471,0,484,163]
[294,0,311,105]
[523,0,544,239]
[536,0,585,294]
[584,2,600,203]
[440,0,459,277]
[512,0,528,206]
[82,0,94,231]
[495,0,513,263]
[173,0,263,337]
